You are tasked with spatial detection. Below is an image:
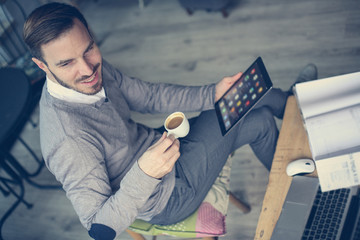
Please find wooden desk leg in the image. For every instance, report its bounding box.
[229,192,251,214]
[126,229,146,240]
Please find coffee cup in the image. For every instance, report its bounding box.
[164,112,189,138]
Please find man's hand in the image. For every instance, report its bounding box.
[215,72,242,102]
[138,132,180,179]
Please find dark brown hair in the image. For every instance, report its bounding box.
[23,2,91,63]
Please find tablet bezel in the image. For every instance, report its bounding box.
[215,57,273,136]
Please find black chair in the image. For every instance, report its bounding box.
[0,67,60,240]
[0,67,60,187]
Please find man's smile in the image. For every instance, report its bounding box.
[81,71,98,86]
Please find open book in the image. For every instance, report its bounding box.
[293,71,360,191]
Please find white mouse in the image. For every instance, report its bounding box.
[286,159,315,176]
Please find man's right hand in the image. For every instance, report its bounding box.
[138,132,180,179]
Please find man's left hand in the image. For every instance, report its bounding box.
[215,72,242,102]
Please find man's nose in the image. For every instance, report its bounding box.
[79,58,93,76]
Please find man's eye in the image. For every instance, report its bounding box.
[60,61,71,67]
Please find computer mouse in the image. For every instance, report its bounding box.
[286,159,315,176]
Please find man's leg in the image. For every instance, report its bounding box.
[150,89,285,224]
[150,64,317,225]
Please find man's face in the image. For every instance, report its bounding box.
[33,19,103,95]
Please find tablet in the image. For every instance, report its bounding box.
[215,57,273,136]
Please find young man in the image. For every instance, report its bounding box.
[23,3,316,239]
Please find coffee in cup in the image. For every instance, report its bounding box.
[164,112,189,138]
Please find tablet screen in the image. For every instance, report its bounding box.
[215,57,273,136]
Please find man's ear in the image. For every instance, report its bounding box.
[32,57,48,72]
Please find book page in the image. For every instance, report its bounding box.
[305,104,360,159]
[295,72,360,191]
[316,152,360,192]
[294,72,360,119]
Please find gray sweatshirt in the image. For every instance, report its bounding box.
[40,60,216,237]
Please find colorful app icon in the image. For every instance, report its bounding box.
[258,87,263,93]
[251,68,256,74]
[243,94,248,100]
[249,87,254,93]
[229,100,233,107]
[219,101,225,107]
[237,100,241,106]
[235,94,239,100]
[225,121,231,128]
[253,74,258,81]
[238,108,243,114]
[230,107,235,113]
[255,81,260,87]
[245,75,250,81]
[223,114,228,121]
[238,81,244,88]
[245,100,250,107]
[252,94,257,100]
[222,107,226,113]
[232,88,237,94]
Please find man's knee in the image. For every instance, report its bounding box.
[252,107,277,134]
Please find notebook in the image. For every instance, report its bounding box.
[271,176,360,240]
[293,72,360,192]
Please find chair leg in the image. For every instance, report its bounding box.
[2,151,61,190]
[0,164,33,240]
[1,178,33,209]
[125,229,146,240]
[229,191,251,214]
[0,184,9,196]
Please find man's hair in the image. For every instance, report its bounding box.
[23,2,91,63]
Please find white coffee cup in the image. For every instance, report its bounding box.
[164,112,190,138]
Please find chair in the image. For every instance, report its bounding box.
[0,67,60,240]
[0,67,61,187]
[0,0,48,184]
[0,68,44,184]
[127,156,251,240]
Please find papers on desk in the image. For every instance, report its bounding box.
[293,71,360,191]
[315,152,360,191]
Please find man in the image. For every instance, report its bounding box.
[23,3,316,239]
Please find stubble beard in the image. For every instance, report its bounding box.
[48,63,102,95]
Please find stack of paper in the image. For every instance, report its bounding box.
[293,72,360,191]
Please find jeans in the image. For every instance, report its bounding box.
[150,88,289,225]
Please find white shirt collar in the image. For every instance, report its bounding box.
[46,76,106,104]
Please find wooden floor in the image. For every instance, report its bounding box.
[1,0,359,239]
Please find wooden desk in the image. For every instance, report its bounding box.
[254,96,316,240]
